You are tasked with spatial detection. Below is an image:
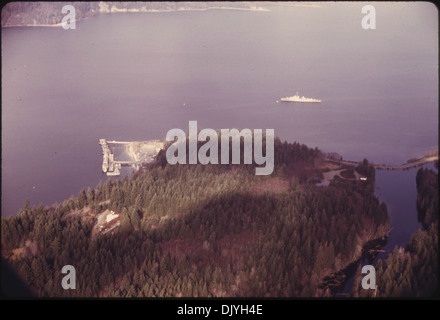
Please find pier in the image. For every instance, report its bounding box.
[325,149,438,171]
[99,139,165,176]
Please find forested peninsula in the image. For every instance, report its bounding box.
[1,136,391,297]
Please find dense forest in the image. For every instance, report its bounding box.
[1,137,389,297]
[353,165,438,298]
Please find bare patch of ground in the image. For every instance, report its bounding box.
[317,168,364,186]
[91,209,121,237]
[318,161,342,171]
[5,239,39,261]
[9,247,26,261]
[62,206,94,221]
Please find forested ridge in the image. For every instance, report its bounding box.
[1,137,389,297]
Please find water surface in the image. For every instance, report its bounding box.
[2,3,437,223]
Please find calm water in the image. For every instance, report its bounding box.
[2,0,438,261]
[374,163,437,251]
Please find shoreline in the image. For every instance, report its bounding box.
[2,23,64,28]
[100,6,270,13]
[2,5,270,28]
[321,235,389,296]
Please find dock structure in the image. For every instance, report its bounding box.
[99,139,165,176]
[373,150,438,170]
[99,139,111,173]
[324,149,438,171]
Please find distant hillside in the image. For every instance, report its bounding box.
[1,1,267,27]
[1,2,100,26]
